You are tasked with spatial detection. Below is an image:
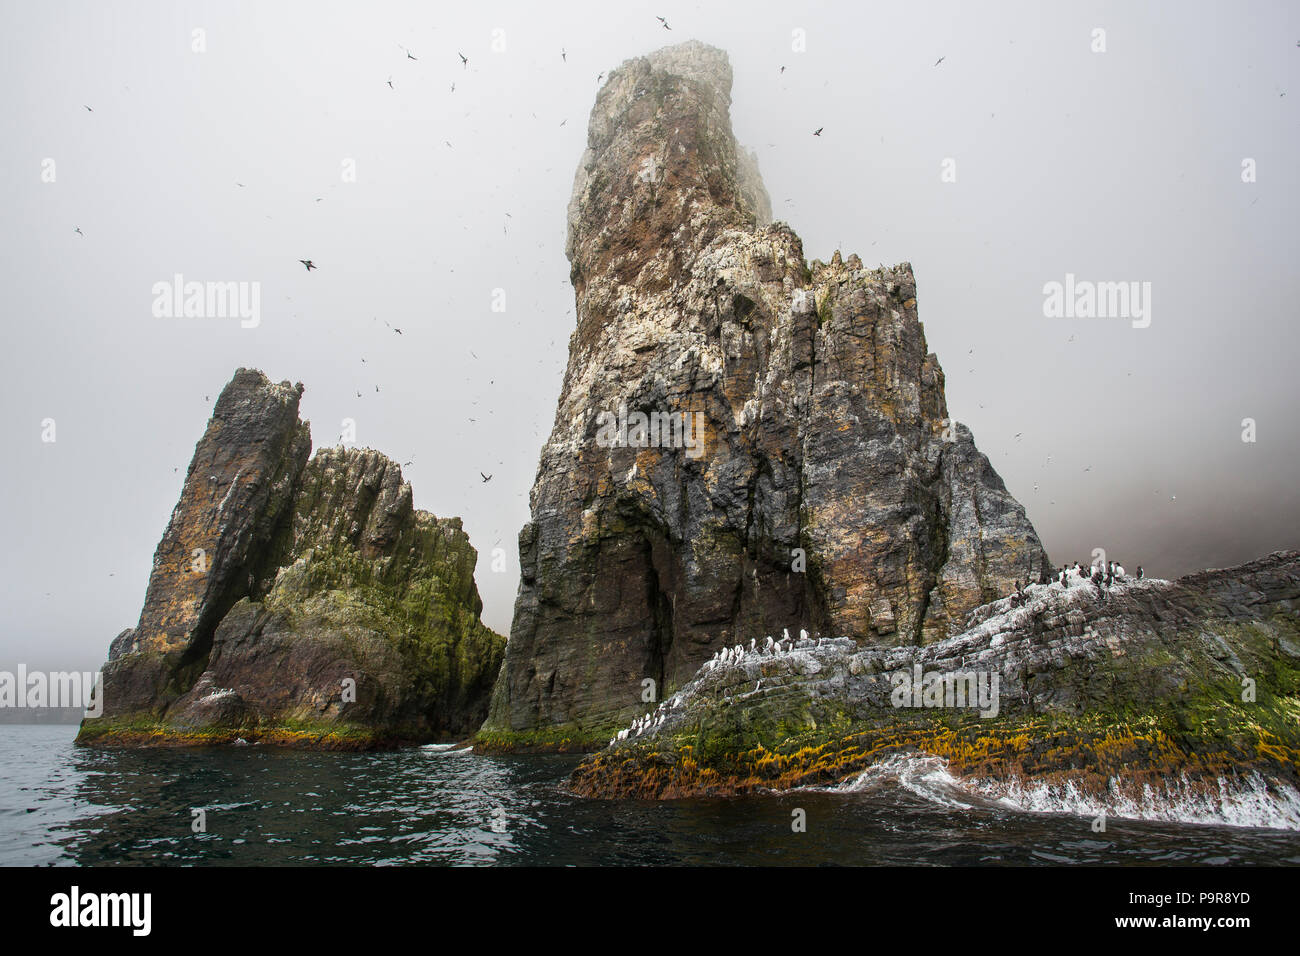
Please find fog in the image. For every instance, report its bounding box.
[2,0,1297,673]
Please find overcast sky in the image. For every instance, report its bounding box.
[2,0,1297,673]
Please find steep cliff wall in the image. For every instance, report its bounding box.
[482,41,1049,750]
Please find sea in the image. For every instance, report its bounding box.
[2,725,1298,866]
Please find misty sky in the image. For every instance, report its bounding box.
[2,0,1297,673]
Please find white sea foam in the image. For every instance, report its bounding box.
[826,754,1300,831]
[972,769,1300,831]
[421,743,471,754]
[829,754,983,810]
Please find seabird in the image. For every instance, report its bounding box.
[458,52,468,67]
[299,259,316,271]
[935,56,945,66]
[480,472,493,482]
[813,127,823,136]
[657,16,670,30]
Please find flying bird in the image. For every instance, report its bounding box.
[935,56,945,66]
[561,48,566,62]
[83,105,92,112]
[458,52,468,67]
[74,227,83,237]
[387,76,393,89]
[480,472,493,483]
[657,16,670,30]
[299,260,316,271]
[780,66,785,74]
[813,127,823,136]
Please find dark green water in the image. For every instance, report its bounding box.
[2,725,1298,866]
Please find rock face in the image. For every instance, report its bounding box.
[482,41,1049,750]
[571,552,1300,804]
[78,369,505,748]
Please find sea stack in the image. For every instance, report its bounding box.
[78,368,505,748]
[480,41,1050,751]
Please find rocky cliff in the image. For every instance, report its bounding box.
[571,551,1300,807]
[481,41,1049,751]
[78,368,505,748]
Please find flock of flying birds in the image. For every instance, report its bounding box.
[68,13,1256,569]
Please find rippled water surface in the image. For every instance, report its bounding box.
[2,726,1298,866]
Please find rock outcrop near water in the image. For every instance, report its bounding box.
[78,369,505,749]
[481,41,1049,750]
[571,552,1300,805]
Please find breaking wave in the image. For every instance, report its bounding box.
[420,743,472,754]
[829,754,1300,830]
[828,754,989,810]
[975,770,1300,831]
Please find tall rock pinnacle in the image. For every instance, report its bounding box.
[80,369,505,748]
[482,41,1050,749]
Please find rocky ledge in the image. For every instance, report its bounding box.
[570,551,1300,806]
[77,368,505,749]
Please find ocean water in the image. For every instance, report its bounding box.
[2,725,1298,866]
